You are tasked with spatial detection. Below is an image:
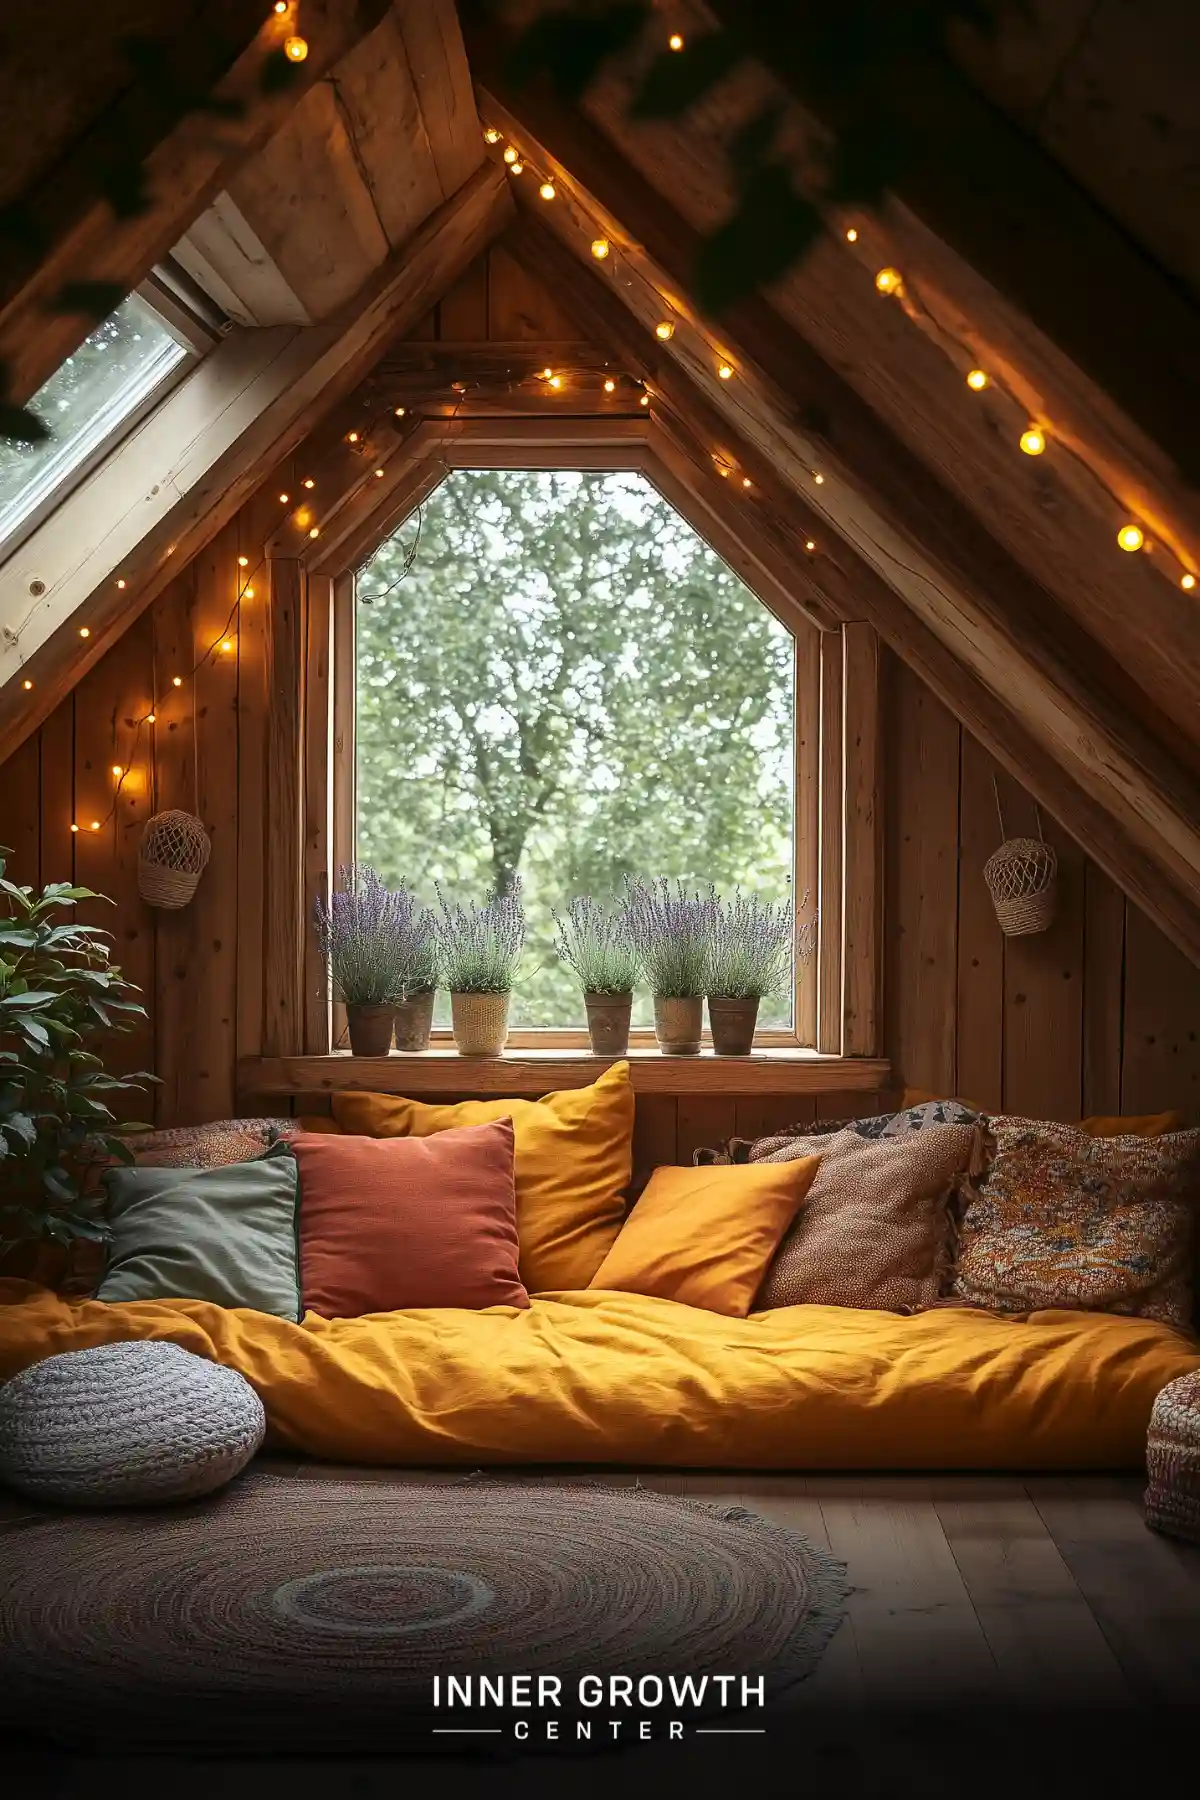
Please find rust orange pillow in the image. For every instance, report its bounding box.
[589,1157,822,1317]
[291,1119,528,1319]
[331,1063,634,1293]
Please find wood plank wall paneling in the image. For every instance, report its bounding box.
[884,652,1200,1120]
[3,245,1198,1133]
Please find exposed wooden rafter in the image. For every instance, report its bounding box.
[0,162,513,761]
[1,0,382,409]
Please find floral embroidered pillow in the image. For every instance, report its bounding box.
[952,1117,1200,1328]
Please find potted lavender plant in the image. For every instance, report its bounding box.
[706,891,795,1054]
[436,881,525,1055]
[552,896,640,1055]
[622,877,719,1055]
[389,887,440,1052]
[313,864,413,1056]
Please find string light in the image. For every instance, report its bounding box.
[484,127,502,144]
[541,367,553,379]
[1019,427,1046,456]
[549,375,563,389]
[814,472,825,484]
[243,586,255,599]
[966,369,989,391]
[309,526,320,538]
[146,712,155,724]
[717,363,733,379]
[845,228,858,243]
[503,146,519,165]
[668,33,684,50]
[603,378,616,392]
[273,1,287,12]
[219,638,234,653]
[1117,524,1145,553]
[374,467,385,478]
[741,477,752,489]
[237,554,249,567]
[78,626,90,638]
[875,267,903,295]
[172,676,183,687]
[111,764,123,777]
[639,393,650,406]
[22,678,32,690]
[116,577,126,589]
[346,431,359,444]
[70,823,78,833]
[1183,573,1196,590]
[591,238,610,260]
[394,407,405,417]
[279,492,289,503]
[539,182,556,201]
[655,320,675,340]
[303,477,314,489]
[284,35,308,62]
[90,821,100,831]
[805,539,816,551]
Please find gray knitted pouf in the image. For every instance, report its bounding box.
[0,1341,266,1506]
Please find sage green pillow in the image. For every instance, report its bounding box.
[99,1145,300,1320]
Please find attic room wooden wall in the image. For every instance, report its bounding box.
[2,244,1198,1136]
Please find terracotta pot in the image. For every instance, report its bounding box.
[451,990,510,1056]
[346,1003,395,1056]
[708,994,761,1056]
[584,991,633,1056]
[393,990,435,1052]
[653,994,703,1055]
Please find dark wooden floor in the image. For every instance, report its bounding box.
[7,1466,1200,1796]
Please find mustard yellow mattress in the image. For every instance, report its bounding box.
[1,1280,1195,1469]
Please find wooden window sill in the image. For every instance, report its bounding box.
[240,1048,891,1099]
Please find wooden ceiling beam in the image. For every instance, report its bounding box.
[0,161,513,761]
[701,0,1200,488]
[503,209,1200,965]
[1,0,381,409]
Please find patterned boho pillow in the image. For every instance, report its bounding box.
[693,1098,979,1168]
[952,1117,1200,1328]
[120,1118,294,1170]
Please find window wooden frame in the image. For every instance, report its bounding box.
[308,416,882,1058]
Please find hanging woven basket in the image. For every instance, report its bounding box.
[983,780,1057,937]
[137,810,211,910]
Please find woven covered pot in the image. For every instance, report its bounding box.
[1145,1369,1200,1544]
[138,810,211,909]
[451,991,510,1056]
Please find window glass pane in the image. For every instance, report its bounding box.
[355,469,795,1029]
[0,294,187,553]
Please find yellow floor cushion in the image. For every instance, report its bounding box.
[2,1279,1194,1470]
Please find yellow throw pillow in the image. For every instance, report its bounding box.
[589,1157,822,1317]
[1077,1112,1184,1137]
[331,1062,633,1293]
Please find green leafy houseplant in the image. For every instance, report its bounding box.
[0,849,152,1257]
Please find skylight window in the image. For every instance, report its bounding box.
[0,293,188,556]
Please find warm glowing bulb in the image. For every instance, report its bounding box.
[655,320,675,340]
[549,375,563,388]
[243,585,254,599]
[279,492,289,503]
[22,678,33,690]
[805,539,816,552]
[542,367,553,379]
[875,267,902,295]
[220,638,234,653]
[346,431,359,444]
[668,33,684,50]
[539,181,556,201]
[1019,427,1046,456]
[966,368,989,391]
[172,676,183,687]
[716,463,729,477]
[503,146,518,164]
[845,227,858,243]
[603,378,615,393]
[1182,573,1197,590]
[394,406,405,418]
[374,467,385,478]
[79,626,90,638]
[70,823,79,833]
[303,477,314,489]
[1117,524,1145,553]
[309,526,320,539]
[591,238,610,260]
[284,35,308,62]
[484,127,501,144]
[237,554,249,567]
[509,160,523,175]
[90,821,100,831]
[273,1,287,11]
[116,577,126,589]
[717,363,733,380]
[112,764,123,777]
[741,477,752,489]
[639,393,650,406]
[146,712,156,724]
[814,472,824,484]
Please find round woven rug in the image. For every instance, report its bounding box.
[0,1470,848,1751]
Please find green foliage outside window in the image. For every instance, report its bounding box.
[355,470,795,1029]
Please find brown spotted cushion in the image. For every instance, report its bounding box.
[952,1117,1200,1328]
[694,1098,979,1169]
[754,1122,981,1313]
[120,1119,293,1170]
